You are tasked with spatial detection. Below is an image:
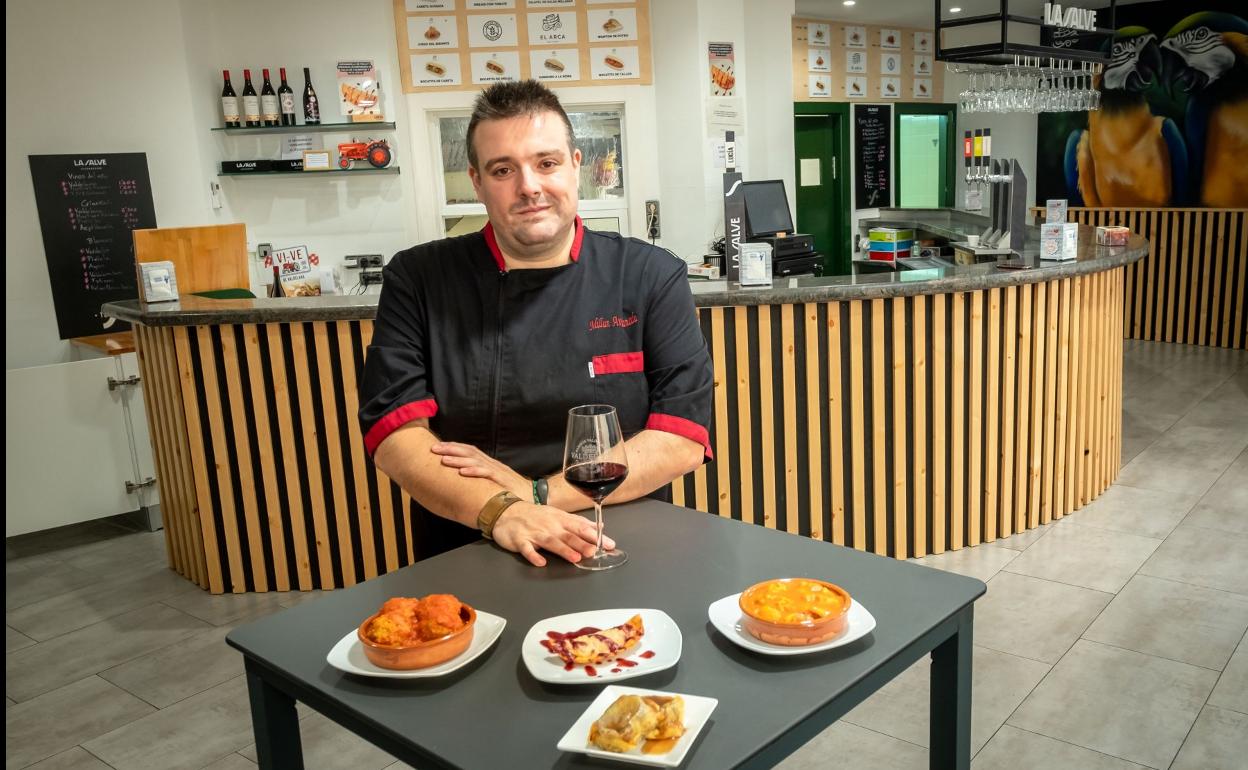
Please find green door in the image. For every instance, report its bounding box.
[794,104,851,275]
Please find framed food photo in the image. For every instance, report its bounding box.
[303,150,332,171]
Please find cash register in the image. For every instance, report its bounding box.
[741,180,822,277]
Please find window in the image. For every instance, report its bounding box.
[894,105,956,209]
[435,106,629,235]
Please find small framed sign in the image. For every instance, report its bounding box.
[303,150,332,171]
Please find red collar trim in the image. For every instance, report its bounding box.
[482,216,583,272]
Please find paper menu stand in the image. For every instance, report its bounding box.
[336,60,382,122]
[1040,223,1079,261]
[138,261,178,302]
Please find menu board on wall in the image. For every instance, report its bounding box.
[853,104,891,209]
[792,17,943,103]
[28,153,156,340]
[394,0,651,92]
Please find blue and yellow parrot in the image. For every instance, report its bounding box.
[1161,12,1248,207]
[1064,27,1188,206]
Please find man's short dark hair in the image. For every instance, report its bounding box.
[466,80,576,170]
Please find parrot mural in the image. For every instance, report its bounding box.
[1160,12,1248,207]
[1064,27,1189,206]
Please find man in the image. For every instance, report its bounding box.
[359,80,713,567]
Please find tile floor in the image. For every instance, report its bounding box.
[6,340,1246,769]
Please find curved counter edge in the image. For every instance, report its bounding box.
[102,232,1147,327]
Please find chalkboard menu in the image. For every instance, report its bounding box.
[29,153,156,339]
[854,104,892,209]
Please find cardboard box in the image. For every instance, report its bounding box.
[1096,226,1130,246]
[272,159,304,172]
[687,263,720,279]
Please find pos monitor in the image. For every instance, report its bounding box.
[741,180,795,239]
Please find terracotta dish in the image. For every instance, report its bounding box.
[738,578,851,646]
[357,596,476,670]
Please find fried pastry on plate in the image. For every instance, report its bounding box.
[643,695,686,740]
[541,614,644,665]
[589,695,660,753]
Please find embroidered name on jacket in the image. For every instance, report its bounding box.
[588,313,639,331]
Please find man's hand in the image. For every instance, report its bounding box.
[431,441,533,499]
[491,502,616,567]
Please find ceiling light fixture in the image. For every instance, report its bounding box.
[842,1,855,5]
[950,6,962,12]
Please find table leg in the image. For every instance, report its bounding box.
[245,659,304,770]
[929,606,973,770]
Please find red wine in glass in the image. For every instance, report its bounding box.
[564,462,628,502]
[563,405,629,570]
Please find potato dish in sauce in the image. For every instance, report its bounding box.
[742,579,846,624]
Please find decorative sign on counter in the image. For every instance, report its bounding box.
[28,153,156,339]
[395,0,651,91]
[853,104,892,209]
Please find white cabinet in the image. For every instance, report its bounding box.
[6,353,159,536]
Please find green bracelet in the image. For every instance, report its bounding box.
[531,478,540,504]
[533,476,549,505]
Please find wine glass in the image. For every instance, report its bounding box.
[563,404,630,571]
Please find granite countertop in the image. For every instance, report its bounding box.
[104,227,1147,325]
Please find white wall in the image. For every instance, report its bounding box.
[6,0,801,370]
[6,0,216,369]
[179,0,418,291]
[5,0,417,370]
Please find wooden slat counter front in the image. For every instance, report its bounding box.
[104,230,1146,593]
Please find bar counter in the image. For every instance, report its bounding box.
[106,224,1147,593]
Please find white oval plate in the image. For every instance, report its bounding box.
[707,593,876,655]
[522,608,681,685]
[325,610,506,678]
[556,685,718,767]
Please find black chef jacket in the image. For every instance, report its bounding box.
[359,217,714,561]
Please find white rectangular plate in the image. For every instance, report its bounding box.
[556,685,718,767]
[522,608,681,684]
[326,610,505,678]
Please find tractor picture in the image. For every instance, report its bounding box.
[337,139,392,170]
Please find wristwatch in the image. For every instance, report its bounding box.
[477,491,522,540]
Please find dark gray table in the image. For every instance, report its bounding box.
[227,500,985,769]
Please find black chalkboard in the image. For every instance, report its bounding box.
[854,104,892,209]
[29,153,157,339]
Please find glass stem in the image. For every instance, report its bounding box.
[593,501,605,556]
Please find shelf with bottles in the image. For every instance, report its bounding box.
[219,66,392,135]
[219,166,400,178]
[211,121,397,136]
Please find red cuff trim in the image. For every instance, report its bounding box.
[593,351,644,375]
[646,413,713,462]
[482,216,584,271]
[364,399,438,455]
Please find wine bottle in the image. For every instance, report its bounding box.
[220,70,240,128]
[241,69,260,127]
[270,265,286,298]
[302,67,320,125]
[260,68,279,126]
[278,67,296,126]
